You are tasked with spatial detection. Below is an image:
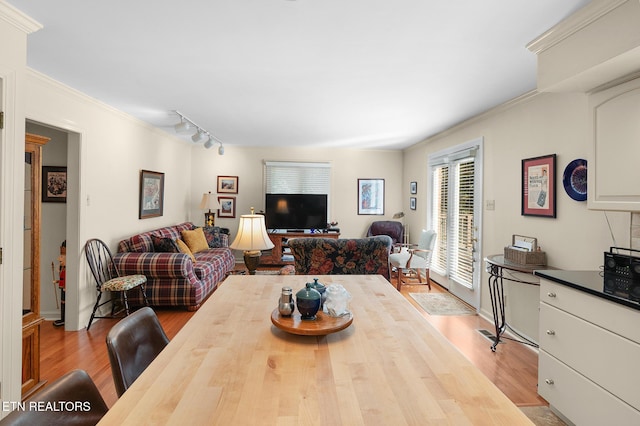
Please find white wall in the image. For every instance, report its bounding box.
[189,145,404,252]
[25,70,196,331]
[403,90,631,340]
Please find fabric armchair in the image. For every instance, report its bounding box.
[289,236,392,280]
[365,220,404,245]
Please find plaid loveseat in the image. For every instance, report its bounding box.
[113,222,235,310]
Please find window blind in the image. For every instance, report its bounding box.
[264,161,331,194]
[431,164,449,275]
[429,148,477,289]
[450,159,474,287]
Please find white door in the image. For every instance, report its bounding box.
[428,139,482,309]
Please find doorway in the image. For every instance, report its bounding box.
[25,121,81,331]
[427,138,483,309]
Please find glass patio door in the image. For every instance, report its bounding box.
[428,139,482,309]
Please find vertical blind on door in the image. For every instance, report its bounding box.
[429,148,476,288]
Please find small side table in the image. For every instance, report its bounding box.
[484,254,554,352]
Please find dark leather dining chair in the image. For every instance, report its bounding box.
[105,306,169,397]
[0,369,108,426]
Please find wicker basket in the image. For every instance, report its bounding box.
[504,247,546,265]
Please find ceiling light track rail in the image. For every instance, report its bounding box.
[173,110,225,155]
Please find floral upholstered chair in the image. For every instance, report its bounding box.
[288,236,393,280]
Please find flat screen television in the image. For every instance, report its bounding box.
[265,193,328,231]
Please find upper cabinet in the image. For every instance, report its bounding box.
[527,1,640,211]
[588,77,640,211]
[528,1,640,93]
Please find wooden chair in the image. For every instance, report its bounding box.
[106,306,169,397]
[0,369,108,426]
[85,238,149,330]
[389,229,436,291]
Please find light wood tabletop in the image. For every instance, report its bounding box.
[98,275,533,425]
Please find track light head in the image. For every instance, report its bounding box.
[175,120,193,133]
[218,142,225,155]
[192,130,207,143]
[203,137,215,149]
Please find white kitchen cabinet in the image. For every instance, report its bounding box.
[588,77,640,211]
[538,278,640,425]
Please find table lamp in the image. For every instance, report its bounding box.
[230,208,274,274]
[200,191,220,227]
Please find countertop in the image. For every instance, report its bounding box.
[534,269,640,311]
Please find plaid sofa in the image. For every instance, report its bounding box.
[113,222,235,310]
[288,236,392,280]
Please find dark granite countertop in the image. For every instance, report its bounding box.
[534,269,640,311]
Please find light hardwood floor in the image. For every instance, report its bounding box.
[40,275,546,409]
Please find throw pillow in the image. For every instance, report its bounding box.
[181,228,209,253]
[175,239,196,262]
[151,235,179,253]
[130,234,153,253]
[202,226,223,248]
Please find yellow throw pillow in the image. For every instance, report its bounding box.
[176,239,196,262]
[181,228,209,254]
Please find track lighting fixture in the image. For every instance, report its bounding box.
[174,117,193,133]
[192,130,207,143]
[173,110,225,155]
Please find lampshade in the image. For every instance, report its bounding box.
[199,192,220,211]
[230,212,274,252]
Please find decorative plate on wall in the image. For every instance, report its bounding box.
[562,159,587,201]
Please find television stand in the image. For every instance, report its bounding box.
[261,231,340,266]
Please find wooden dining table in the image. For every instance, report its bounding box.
[98,274,533,425]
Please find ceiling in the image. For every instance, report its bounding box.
[8,0,591,150]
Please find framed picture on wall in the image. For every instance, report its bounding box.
[139,170,164,219]
[410,181,417,194]
[410,197,416,210]
[218,196,236,218]
[42,166,67,203]
[521,154,556,218]
[357,178,384,215]
[217,176,238,194]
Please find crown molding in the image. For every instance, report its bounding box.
[0,2,42,34]
[526,0,627,54]
[407,90,541,149]
[26,68,182,142]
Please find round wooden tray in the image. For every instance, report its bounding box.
[270,309,353,336]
